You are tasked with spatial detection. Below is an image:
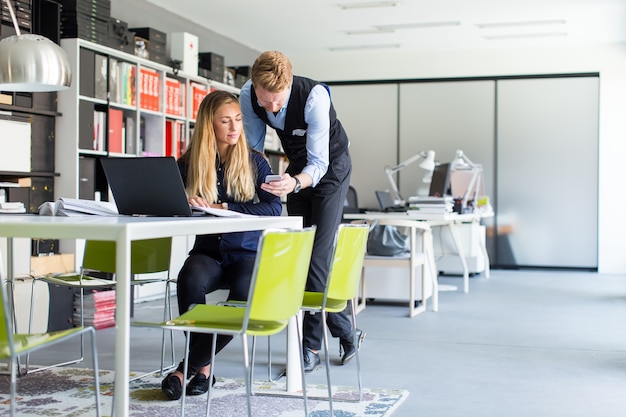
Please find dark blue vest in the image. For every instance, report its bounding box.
[250,76,349,174]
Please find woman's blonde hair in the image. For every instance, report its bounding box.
[181,90,256,203]
[251,51,293,92]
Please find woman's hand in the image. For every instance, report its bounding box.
[189,196,227,210]
[188,196,210,208]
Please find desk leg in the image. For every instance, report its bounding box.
[478,225,490,279]
[286,313,302,392]
[448,224,469,293]
[424,230,438,312]
[113,235,131,416]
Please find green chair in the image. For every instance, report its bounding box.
[301,223,369,413]
[27,238,175,379]
[1,278,101,417]
[134,226,316,417]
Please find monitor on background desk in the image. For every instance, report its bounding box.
[375,190,407,212]
[429,163,451,197]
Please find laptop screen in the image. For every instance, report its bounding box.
[100,157,195,217]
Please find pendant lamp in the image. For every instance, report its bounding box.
[0,0,71,92]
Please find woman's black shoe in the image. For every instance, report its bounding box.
[161,373,183,400]
[186,373,217,396]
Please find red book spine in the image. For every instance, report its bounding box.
[108,108,124,153]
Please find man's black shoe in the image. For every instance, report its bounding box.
[186,373,217,396]
[161,372,183,400]
[340,328,365,365]
[303,347,322,373]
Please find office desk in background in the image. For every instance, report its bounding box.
[345,211,491,294]
[0,214,302,416]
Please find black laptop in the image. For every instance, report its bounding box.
[100,156,204,217]
[374,190,407,212]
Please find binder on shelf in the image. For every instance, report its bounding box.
[93,110,106,151]
[190,82,209,120]
[108,108,124,153]
[165,77,185,117]
[139,67,160,112]
[165,119,185,158]
[78,47,95,98]
[94,53,108,100]
[107,56,119,103]
[123,116,136,154]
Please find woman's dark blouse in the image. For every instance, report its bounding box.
[177,151,282,265]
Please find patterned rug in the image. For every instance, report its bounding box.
[0,367,409,416]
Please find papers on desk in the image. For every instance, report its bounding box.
[191,205,258,218]
[39,198,119,216]
[408,196,453,214]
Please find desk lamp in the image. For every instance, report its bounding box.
[384,150,436,206]
[451,149,481,211]
[0,0,71,92]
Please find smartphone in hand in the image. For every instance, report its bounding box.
[265,175,282,183]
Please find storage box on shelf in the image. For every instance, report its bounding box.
[198,52,224,82]
[129,26,166,64]
[58,0,111,43]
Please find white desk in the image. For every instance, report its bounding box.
[345,211,490,293]
[0,214,302,416]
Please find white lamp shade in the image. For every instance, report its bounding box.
[418,149,436,171]
[0,34,72,92]
[451,149,472,169]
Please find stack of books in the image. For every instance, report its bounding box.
[0,201,26,213]
[74,289,116,330]
[408,196,454,215]
[38,198,118,216]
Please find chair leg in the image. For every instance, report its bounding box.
[159,281,176,375]
[295,318,309,417]
[267,336,272,381]
[321,311,334,416]
[205,333,218,417]
[242,334,253,417]
[10,357,17,416]
[180,331,191,417]
[87,327,102,417]
[250,335,257,385]
[349,300,363,401]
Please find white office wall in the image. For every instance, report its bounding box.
[496,77,599,268]
[398,81,495,202]
[329,84,398,209]
[291,44,626,274]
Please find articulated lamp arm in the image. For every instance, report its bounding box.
[384,150,435,206]
[451,149,482,210]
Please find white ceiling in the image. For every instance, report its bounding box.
[144,0,626,57]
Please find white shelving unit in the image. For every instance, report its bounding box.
[54,38,240,302]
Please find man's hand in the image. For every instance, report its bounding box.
[261,174,298,197]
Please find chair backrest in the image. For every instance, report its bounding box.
[0,281,16,359]
[246,227,316,326]
[343,186,359,215]
[326,223,370,302]
[81,237,172,275]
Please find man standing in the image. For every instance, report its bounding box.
[240,51,364,372]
